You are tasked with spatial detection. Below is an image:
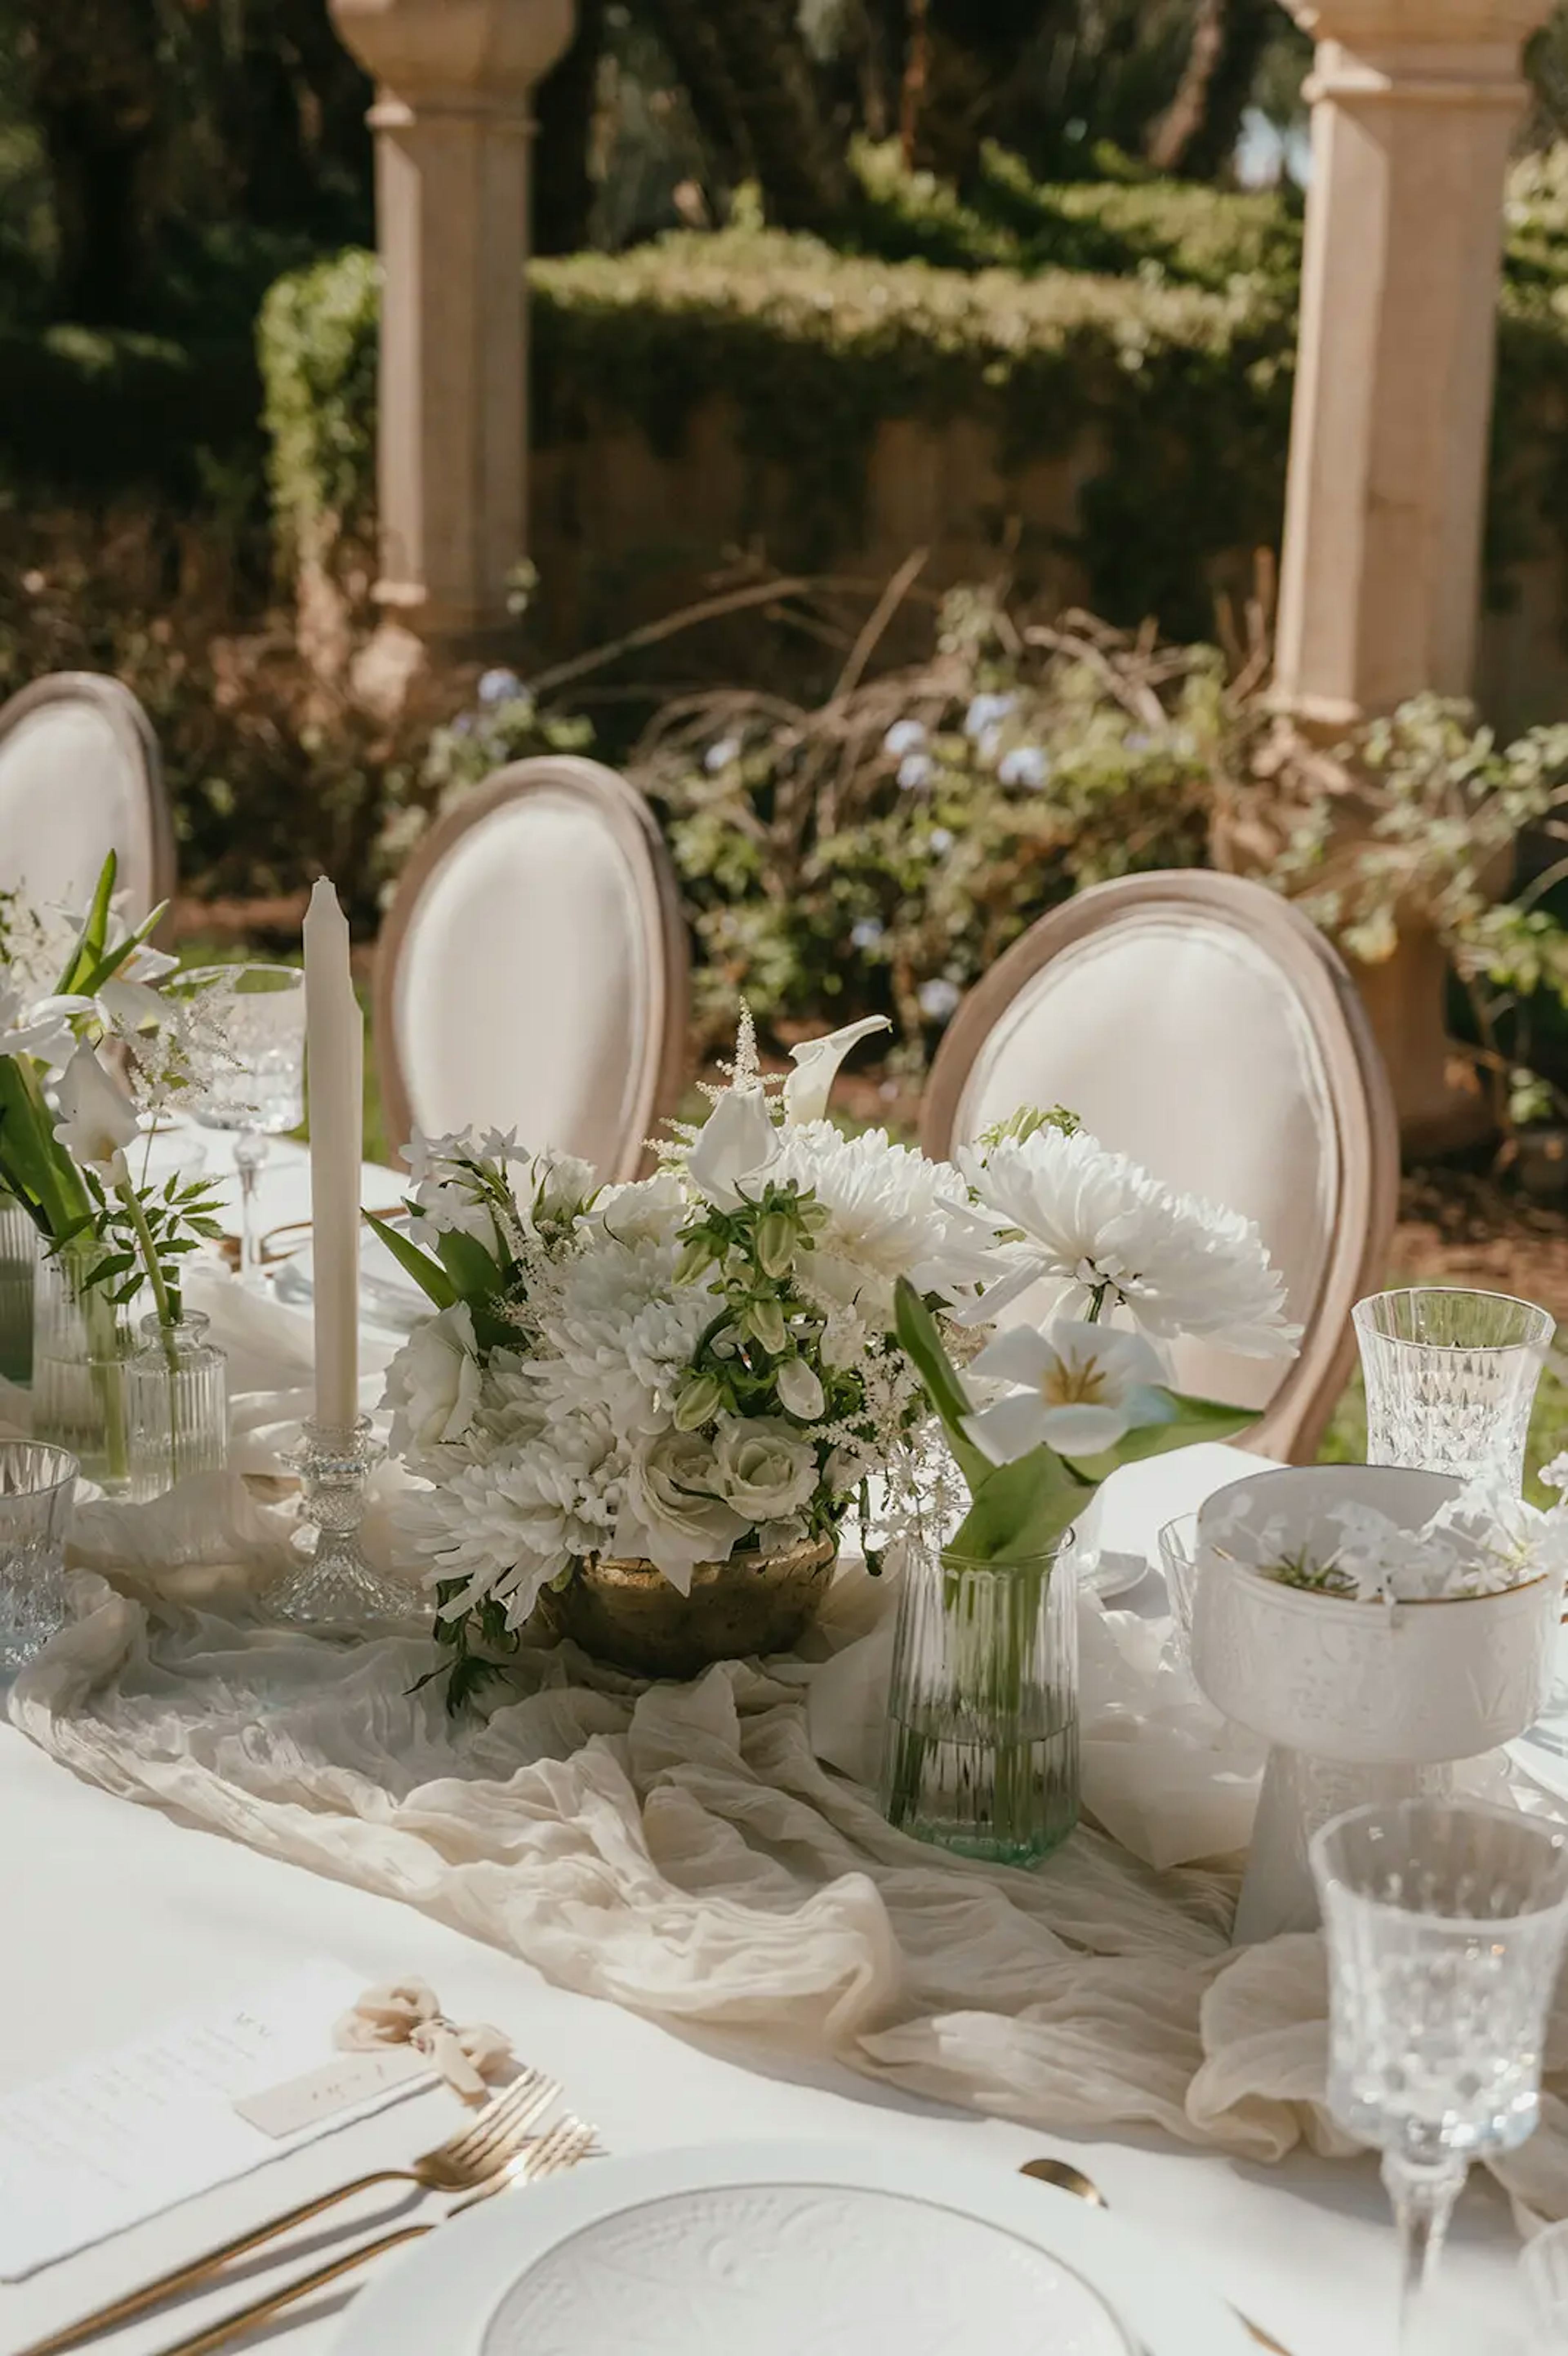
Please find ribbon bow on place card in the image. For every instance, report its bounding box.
[334,1979,514,2107]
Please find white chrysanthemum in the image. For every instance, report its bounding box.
[962,1126,1299,1356]
[771,1121,1003,1328]
[528,1230,718,1435]
[587,1170,687,1246]
[401,1406,625,1626]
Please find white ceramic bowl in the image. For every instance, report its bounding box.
[1193,1465,1558,1766]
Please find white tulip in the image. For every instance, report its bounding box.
[782,1015,890,1125]
[962,1319,1169,1464]
[51,1045,141,1178]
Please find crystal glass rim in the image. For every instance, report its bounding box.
[1352,1286,1555,1353]
[936,1534,1075,1572]
[0,1440,79,1498]
[1310,1797,1568,1927]
[175,962,305,996]
[136,1309,210,1342]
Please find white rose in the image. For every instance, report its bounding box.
[712,1417,819,1522]
[383,1303,482,1458]
[613,1430,748,1595]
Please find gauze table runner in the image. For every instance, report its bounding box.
[6,1264,1568,2227]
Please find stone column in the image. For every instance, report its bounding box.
[1276,2,1546,724]
[328,0,576,653]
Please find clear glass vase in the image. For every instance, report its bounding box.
[881,1534,1079,1865]
[31,1246,136,1495]
[125,1313,228,1502]
[0,1191,38,1387]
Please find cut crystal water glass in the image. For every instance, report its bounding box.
[1353,1286,1553,1488]
[1158,1512,1199,1658]
[0,1442,78,1672]
[1311,1797,1568,2352]
[177,964,307,1288]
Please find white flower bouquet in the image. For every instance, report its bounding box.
[381,1013,1300,1702]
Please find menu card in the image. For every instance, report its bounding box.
[0,1958,433,2279]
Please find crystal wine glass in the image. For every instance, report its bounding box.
[1353,1287,1554,1489]
[178,965,307,1288]
[1311,1797,1568,2352]
[1521,2218,1568,2349]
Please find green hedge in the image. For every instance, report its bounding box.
[0,325,262,506]
[256,147,1568,645]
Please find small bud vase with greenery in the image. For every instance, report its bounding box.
[883,1108,1298,1865]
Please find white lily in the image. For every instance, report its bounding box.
[782,1015,891,1125]
[52,1045,141,1178]
[686,1086,780,1209]
[962,1318,1169,1464]
[0,983,92,1069]
[96,976,172,1036]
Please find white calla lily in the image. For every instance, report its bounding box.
[51,1044,141,1178]
[782,1015,891,1125]
[686,1086,780,1209]
[962,1318,1169,1464]
[0,985,92,1069]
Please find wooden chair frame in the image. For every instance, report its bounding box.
[374,756,690,1177]
[0,671,176,934]
[920,871,1400,1464]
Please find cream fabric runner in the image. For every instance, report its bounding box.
[7,1266,1568,2227]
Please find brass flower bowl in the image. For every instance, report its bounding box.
[535,1533,837,1680]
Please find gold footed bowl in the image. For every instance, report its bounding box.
[535,1534,837,1680]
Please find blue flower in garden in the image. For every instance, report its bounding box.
[477,667,525,706]
[705,737,742,773]
[1125,730,1157,753]
[850,919,886,950]
[898,753,934,791]
[929,827,954,855]
[452,714,476,736]
[998,745,1051,790]
[918,978,962,1023]
[883,719,927,757]
[964,692,1016,741]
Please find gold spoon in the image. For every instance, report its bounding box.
[1018,2159,1291,2355]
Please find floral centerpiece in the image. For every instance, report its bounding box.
[380,1012,1300,1768]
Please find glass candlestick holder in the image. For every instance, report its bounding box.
[274,1417,410,1624]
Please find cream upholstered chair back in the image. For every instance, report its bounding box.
[375,757,689,1179]
[0,673,174,926]
[920,872,1399,1462]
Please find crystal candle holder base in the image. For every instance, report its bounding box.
[274,1418,410,1625]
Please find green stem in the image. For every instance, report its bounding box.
[1085,1282,1109,1325]
[117,1174,181,1486]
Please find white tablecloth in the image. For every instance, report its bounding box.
[0,1143,1539,2356]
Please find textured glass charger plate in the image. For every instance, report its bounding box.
[334,2141,1254,2356]
[273,1218,425,1338]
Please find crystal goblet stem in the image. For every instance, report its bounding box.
[1382,2149,1466,2350]
[233,1130,269,1288]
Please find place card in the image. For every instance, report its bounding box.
[0,1957,435,2279]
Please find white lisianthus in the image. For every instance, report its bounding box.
[775,1357,826,1420]
[52,1044,140,1177]
[782,1016,890,1126]
[685,1086,780,1208]
[962,1320,1168,1464]
[383,1302,482,1460]
[614,1429,748,1593]
[712,1416,819,1521]
[962,1124,1299,1356]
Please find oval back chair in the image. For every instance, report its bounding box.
[374,757,689,1180]
[919,871,1399,1462]
[0,673,174,927]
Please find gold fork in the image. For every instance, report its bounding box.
[18,2066,561,2356]
[149,2115,599,2356]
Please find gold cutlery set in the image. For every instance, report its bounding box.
[20,2068,597,2356]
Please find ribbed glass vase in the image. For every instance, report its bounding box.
[125,1313,227,1502]
[881,1535,1079,1865]
[32,1246,136,1495]
[0,1191,38,1386]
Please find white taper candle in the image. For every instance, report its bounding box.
[303,878,362,1431]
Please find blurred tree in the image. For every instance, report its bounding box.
[1146,0,1280,178]
[536,0,607,255]
[1526,7,1568,147]
[13,0,168,320]
[640,0,852,230]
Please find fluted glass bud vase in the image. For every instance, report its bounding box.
[0,1191,38,1386]
[32,1244,136,1495]
[881,1534,1079,1865]
[126,1313,227,1502]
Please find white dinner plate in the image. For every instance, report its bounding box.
[334,2139,1255,2356]
[273,1220,428,1339]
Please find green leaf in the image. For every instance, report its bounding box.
[364,1212,457,1309]
[949,1443,1092,1562]
[75,901,169,1001]
[893,1276,990,1491]
[1063,1391,1258,1484]
[57,852,118,996]
[435,1226,504,1300]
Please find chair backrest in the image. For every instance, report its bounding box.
[0,673,174,927]
[919,871,1399,1462]
[375,756,689,1180]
